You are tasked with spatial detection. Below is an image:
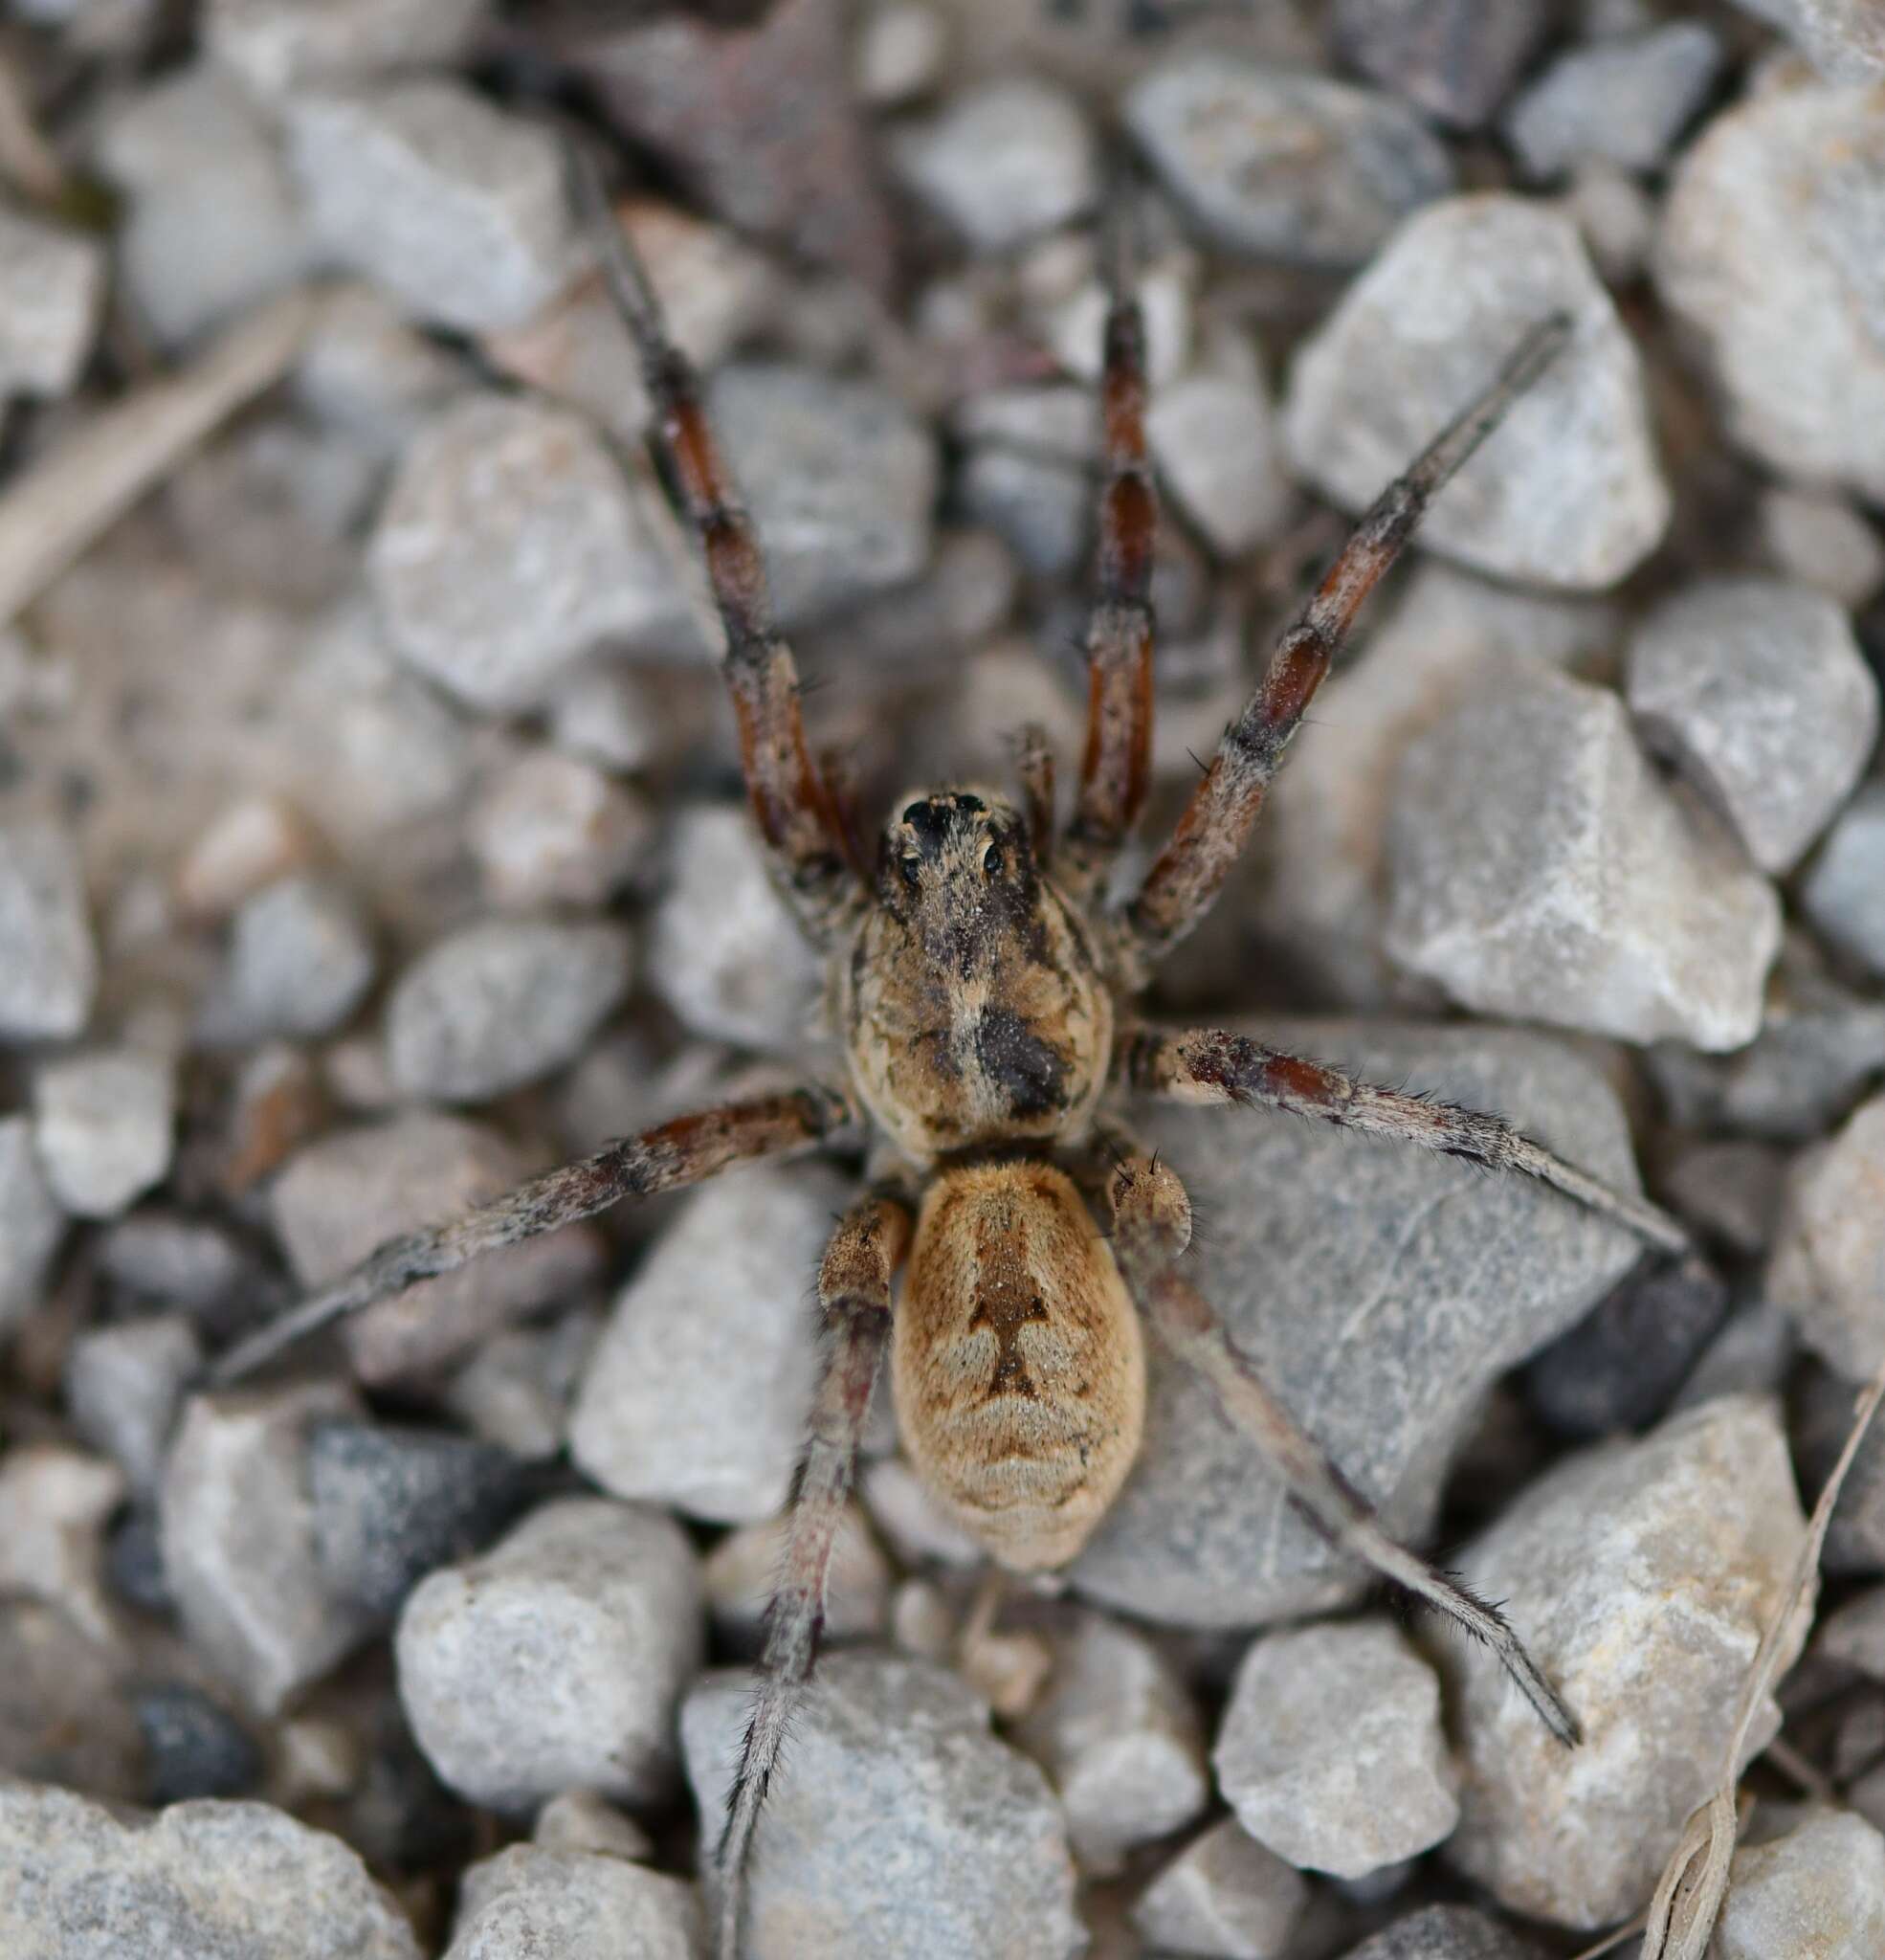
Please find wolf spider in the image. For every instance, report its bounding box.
[210,164,1691,1954]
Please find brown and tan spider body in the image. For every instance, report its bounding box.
[208,161,1699,1960]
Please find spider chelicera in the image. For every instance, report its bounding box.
[208,156,1691,1959]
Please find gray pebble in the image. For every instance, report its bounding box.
[710,362,938,627]
[307,1417,533,1624]
[160,1381,378,1714]
[134,1682,265,1804]
[533,1789,654,1863]
[1070,1018,1645,1626]
[1818,1583,1885,1679]
[1715,1807,1885,1959]
[1216,1619,1457,1880]
[442,1308,602,1459]
[285,79,576,333]
[1011,1612,1209,1873]
[0,817,98,1041]
[0,1442,124,1645]
[213,873,378,1041]
[272,1111,605,1385]
[1767,1088,1885,1380]
[205,0,490,99]
[1625,577,1877,875]
[293,282,467,458]
[959,444,1087,579]
[99,1210,249,1311]
[646,804,824,1058]
[1655,78,1885,501]
[1735,0,1885,79]
[1385,664,1780,1050]
[65,1313,203,1496]
[1801,783,1885,981]
[1332,0,1552,127]
[369,393,695,711]
[469,751,651,911]
[1437,1395,1809,1927]
[1125,57,1454,268]
[1662,1140,1785,1258]
[1502,25,1722,179]
[894,78,1096,253]
[0,1115,66,1340]
[1283,194,1669,590]
[1130,1816,1308,1960]
[1148,329,1293,559]
[682,1652,1082,1959]
[1560,160,1656,287]
[0,204,105,398]
[386,915,633,1103]
[1757,486,1885,609]
[32,1048,176,1219]
[395,1496,703,1814]
[0,1598,143,1797]
[93,61,313,345]
[1336,1904,1546,1959]
[0,1784,421,1959]
[568,1163,852,1522]
[445,1844,702,1960]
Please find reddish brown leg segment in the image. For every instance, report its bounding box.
[1120,315,1572,975]
[1122,1025,1689,1254]
[209,1087,860,1383]
[1106,1152,1580,1747]
[578,154,861,945]
[717,1192,912,1960]
[1061,256,1157,900]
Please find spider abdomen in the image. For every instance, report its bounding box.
[893,1160,1145,1571]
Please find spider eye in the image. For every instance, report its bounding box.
[899,856,921,889]
[982,841,1002,878]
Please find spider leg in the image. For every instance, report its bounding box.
[1105,1150,1580,1747]
[717,1192,910,1960]
[1059,213,1157,903]
[209,1087,860,1384]
[573,149,863,947]
[1014,721,1057,869]
[1120,1024,1689,1255]
[1118,314,1572,979]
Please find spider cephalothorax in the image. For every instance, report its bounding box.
[205,153,1696,1960]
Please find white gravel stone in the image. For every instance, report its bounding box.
[1502,24,1721,178]
[273,1111,604,1385]
[1333,0,1553,127]
[1338,1904,1544,1959]
[1215,1619,1458,1880]
[0,817,98,1041]
[160,1380,377,1715]
[1735,0,1885,78]
[386,915,633,1103]
[682,1652,1082,1959]
[1125,57,1454,269]
[1561,160,1656,286]
[175,794,322,922]
[956,386,1091,577]
[1654,78,1885,501]
[703,1500,890,1651]
[1283,194,1669,590]
[1757,486,1885,609]
[710,362,938,627]
[293,281,467,457]
[1148,329,1292,559]
[395,1497,703,1815]
[1385,664,1781,1050]
[1010,1613,1209,1873]
[1801,783,1885,980]
[65,1313,203,1497]
[94,61,313,345]
[285,79,577,333]
[646,804,824,1057]
[469,752,651,911]
[32,1047,175,1219]
[894,78,1097,253]
[0,1784,422,1959]
[1130,1817,1308,1960]
[1767,1090,1885,1380]
[0,205,105,398]
[445,1844,701,1960]
[532,1790,654,1862]
[369,393,695,711]
[1716,1807,1885,1959]
[568,1163,851,1523]
[858,2,948,105]
[1624,577,1878,875]
[214,873,378,1040]
[1436,1395,1810,1928]
[0,1442,124,1646]
[0,1115,66,1339]
[206,0,490,99]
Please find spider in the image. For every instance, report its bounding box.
[208,158,1692,1957]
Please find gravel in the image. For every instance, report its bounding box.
[703,1499,890,1652]
[1766,1089,1885,1380]
[1126,58,1454,268]
[1147,328,1293,559]
[0,818,98,1042]
[134,1682,266,1805]
[1216,1619,1458,1880]
[1130,1816,1309,1960]
[1282,194,1670,590]
[1332,0,1552,127]
[681,1652,1082,1958]
[1735,0,1885,78]
[64,1313,202,1496]
[32,1048,175,1220]
[0,205,105,399]
[1624,577,1876,875]
[443,1844,702,1960]
[204,0,490,98]
[0,1115,66,1340]
[1756,486,1885,609]
[210,873,378,1041]
[396,1497,702,1815]
[1501,24,1723,179]
[468,752,650,911]
[1336,1904,1547,1959]
[1385,663,1781,1049]
[1714,1807,1885,1959]
[1801,783,1885,981]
